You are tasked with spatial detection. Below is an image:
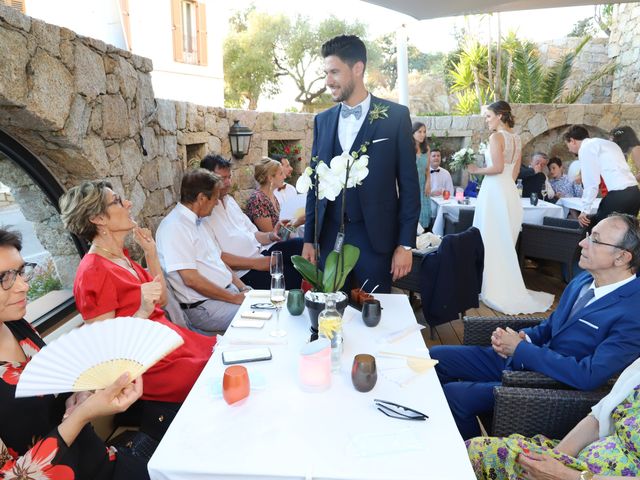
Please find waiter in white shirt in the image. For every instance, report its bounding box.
[429,148,454,196]
[564,125,640,228]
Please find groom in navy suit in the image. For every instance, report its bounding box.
[431,213,640,439]
[302,35,420,293]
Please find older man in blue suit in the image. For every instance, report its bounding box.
[301,35,420,293]
[431,213,640,439]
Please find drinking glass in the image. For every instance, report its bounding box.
[270,274,287,337]
[287,288,305,316]
[351,354,377,392]
[223,365,250,405]
[362,299,382,327]
[270,251,283,277]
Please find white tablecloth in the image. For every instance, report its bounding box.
[556,197,601,217]
[430,196,564,236]
[148,294,475,480]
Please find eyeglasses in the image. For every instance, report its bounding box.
[0,263,37,290]
[584,233,627,251]
[107,195,124,208]
[374,399,428,421]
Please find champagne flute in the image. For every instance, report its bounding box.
[270,251,283,277]
[270,274,287,337]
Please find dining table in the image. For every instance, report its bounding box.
[430,195,564,236]
[555,197,601,218]
[148,292,475,480]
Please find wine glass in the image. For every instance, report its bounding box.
[540,189,547,201]
[270,251,283,277]
[270,274,287,337]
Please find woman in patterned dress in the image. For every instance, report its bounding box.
[0,228,148,479]
[467,356,640,479]
[245,157,287,232]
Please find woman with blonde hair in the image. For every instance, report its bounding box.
[245,157,287,232]
[60,181,215,404]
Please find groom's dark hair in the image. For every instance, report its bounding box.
[321,35,367,68]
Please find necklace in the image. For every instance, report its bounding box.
[91,243,133,269]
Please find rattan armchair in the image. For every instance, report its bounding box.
[518,216,584,281]
[463,315,611,438]
[444,208,474,235]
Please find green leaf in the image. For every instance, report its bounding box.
[322,244,360,292]
[291,255,323,291]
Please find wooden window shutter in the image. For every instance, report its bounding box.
[171,0,184,62]
[3,0,25,13]
[196,2,208,66]
[119,0,132,50]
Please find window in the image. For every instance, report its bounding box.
[1,0,25,13]
[171,0,208,66]
[0,130,84,333]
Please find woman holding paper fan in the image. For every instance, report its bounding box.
[0,229,149,479]
[60,181,215,403]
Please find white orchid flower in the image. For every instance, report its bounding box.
[295,166,313,194]
[316,162,342,201]
[329,152,353,182]
[347,155,369,187]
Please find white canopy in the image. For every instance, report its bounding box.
[363,0,635,20]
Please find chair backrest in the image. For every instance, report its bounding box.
[522,172,545,197]
[543,216,582,230]
[162,277,189,329]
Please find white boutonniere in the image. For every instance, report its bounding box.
[368,103,389,124]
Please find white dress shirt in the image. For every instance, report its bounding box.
[429,167,454,194]
[579,138,637,213]
[338,94,371,153]
[273,183,298,211]
[156,203,232,303]
[204,195,270,277]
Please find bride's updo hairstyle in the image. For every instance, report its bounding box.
[487,100,515,128]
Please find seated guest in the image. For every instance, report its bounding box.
[430,213,640,439]
[200,155,303,290]
[274,157,305,231]
[565,125,640,228]
[548,156,584,199]
[60,181,216,403]
[156,169,249,334]
[520,151,555,199]
[429,148,454,197]
[246,157,287,232]
[0,228,149,479]
[468,356,640,479]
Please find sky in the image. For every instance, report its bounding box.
[226,1,600,110]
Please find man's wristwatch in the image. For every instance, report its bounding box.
[579,470,594,480]
[400,245,412,251]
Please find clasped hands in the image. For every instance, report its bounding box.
[491,327,525,358]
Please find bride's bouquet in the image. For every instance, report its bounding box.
[449,147,475,172]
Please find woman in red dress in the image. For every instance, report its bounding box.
[60,181,215,403]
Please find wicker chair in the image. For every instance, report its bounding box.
[518,216,584,281]
[444,208,475,235]
[463,315,612,438]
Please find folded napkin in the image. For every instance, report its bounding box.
[245,290,271,298]
[378,324,425,344]
[223,338,287,346]
[416,232,442,251]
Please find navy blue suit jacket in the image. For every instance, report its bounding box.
[303,96,420,254]
[512,271,640,390]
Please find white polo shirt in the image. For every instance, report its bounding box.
[203,195,271,277]
[156,203,232,304]
[274,183,298,211]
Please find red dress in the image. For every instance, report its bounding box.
[73,252,215,403]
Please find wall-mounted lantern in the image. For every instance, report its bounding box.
[228,120,253,159]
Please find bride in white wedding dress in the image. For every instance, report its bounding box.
[468,101,554,314]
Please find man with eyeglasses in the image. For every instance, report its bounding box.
[430,213,640,439]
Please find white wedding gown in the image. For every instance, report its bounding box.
[472,130,554,314]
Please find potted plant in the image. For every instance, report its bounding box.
[292,142,370,334]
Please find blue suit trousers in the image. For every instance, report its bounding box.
[430,345,508,439]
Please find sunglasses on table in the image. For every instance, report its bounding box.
[374,399,428,421]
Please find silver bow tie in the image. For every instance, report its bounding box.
[341,104,362,120]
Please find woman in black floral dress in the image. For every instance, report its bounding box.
[245,157,287,232]
[0,229,148,480]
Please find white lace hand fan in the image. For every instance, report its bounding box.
[15,317,184,398]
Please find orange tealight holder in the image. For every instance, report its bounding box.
[222,365,250,405]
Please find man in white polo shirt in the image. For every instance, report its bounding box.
[199,155,303,290]
[564,125,640,229]
[156,169,249,334]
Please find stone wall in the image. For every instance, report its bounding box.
[538,37,613,104]
[609,2,640,103]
